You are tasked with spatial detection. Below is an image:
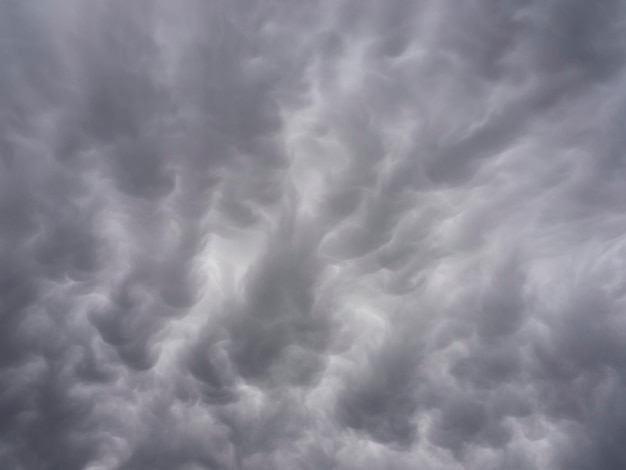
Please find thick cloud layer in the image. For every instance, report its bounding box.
[2,1,626,469]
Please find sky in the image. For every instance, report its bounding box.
[1,1,626,469]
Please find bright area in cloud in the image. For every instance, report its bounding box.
[2,0,626,469]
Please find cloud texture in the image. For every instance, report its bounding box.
[2,1,626,469]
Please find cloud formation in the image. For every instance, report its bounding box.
[2,1,626,469]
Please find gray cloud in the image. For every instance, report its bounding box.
[2,0,626,469]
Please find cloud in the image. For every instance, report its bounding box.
[2,0,626,469]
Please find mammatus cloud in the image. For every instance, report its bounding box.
[2,0,626,469]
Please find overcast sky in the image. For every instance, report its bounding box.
[2,1,626,469]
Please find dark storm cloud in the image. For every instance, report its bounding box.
[2,0,626,469]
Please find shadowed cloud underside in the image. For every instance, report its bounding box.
[2,1,626,469]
